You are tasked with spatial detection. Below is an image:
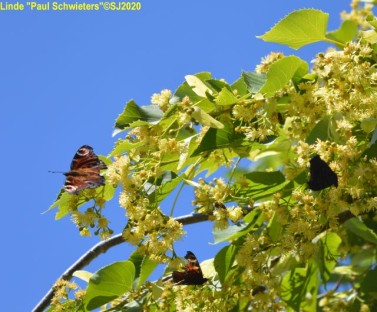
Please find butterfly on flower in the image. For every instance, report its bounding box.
[308,155,338,191]
[62,145,107,195]
[172,251,208,285]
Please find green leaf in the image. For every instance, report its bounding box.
[213,209,264,244]
[195,98,217,113]
[362,15,377,44]
[174,72,212,102]
[54,192,78,220]
[129,251,159,289]
[191,107,224,128]
[361,117,377,134]
[258,9,329,49]
[157,105,181,130]
[242,71,266,94]
[271,253,300,277]
[326,20,358,45]
[185,74,214,97]
[121,301,143,312]
[196,148,240,176]
[254,138,291,161]
[371,127,377,145]
[146,172,184,204]
[109,141,145,156]
[214,87,238,105]
[244,171,285,185]
[73,270,93,283]
[151,282,164,300]
[361,267,377,293]
[351,248,377,273]
[213,223,249,244]
[84,261,135,311]
[361,29,377,44]
[45,188,65,214]
[231,76,249,96]
[113,100,163,136]
[344,217,377,245]
[214,245,238,284]
[306,115,339,144]
[238,171,289,202]
[281,263,319,312]
[259,56,308,97]
[192,123,245,156]
[206,78,231,92]
[267,212,283,243]
[177,135,199,170]
[367,13,377,28]
[316,232,341,283]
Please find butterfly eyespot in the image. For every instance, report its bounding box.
[77,146,91,156]
[65,185,78,194]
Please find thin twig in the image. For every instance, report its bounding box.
[317,276,344,299]
[31,212,210,312]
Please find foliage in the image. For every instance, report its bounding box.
[48,1,377,311]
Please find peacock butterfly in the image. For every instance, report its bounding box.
[63,145,107,195]
[172,251,208,285]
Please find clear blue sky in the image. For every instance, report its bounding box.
[1,1,349,310]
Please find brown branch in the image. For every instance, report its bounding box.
[31,212,210,312]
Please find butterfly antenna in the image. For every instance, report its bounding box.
[48,170,65,174]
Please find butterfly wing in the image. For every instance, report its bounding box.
[172,251,208,285]
[70,145,107,170]
[172,270,186,284]
[308,155,338,191]
[64,145,107,194]
[64,169,106,194]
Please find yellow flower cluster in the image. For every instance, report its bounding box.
[232,94,279,142]
[192,178,245,228]
[105,154,131,185]
[151,89,172,112]
[313,42,377,124]
[50,279,80,311]
[63,187,112,239]
[255,52,285,73]
[122,211,184,263]
[341,0,373,29]
[170,285,237,312]
[71,207,113,239]
[118,175,185,261]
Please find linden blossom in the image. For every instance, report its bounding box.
[52,2,99,10]
[0,1,24,10]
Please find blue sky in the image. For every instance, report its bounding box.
[1,1,350,310]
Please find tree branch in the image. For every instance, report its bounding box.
[32,212,210,312]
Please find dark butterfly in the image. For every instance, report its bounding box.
[63,145,107,194]
[172,251,208,285]
[308,155,338,191]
